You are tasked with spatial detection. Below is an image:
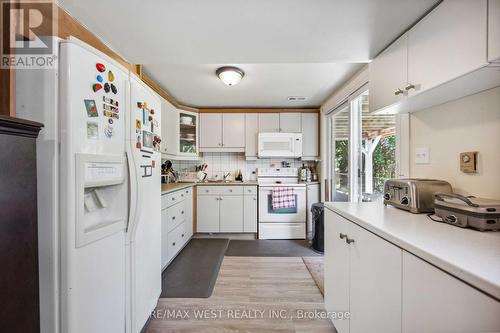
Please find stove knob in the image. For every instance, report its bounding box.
[384,193,391,201]
[400,196,409,206]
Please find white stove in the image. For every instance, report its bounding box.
[257,168,306,239]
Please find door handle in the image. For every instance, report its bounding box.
[404,83,415,91]
[339,233,347,239]
[346,237,355,244]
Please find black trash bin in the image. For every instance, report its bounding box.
[311,203,324,253]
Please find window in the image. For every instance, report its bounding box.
[326,88,396,202]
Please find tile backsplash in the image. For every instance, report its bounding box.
[164,153,315,182]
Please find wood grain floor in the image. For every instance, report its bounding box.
[146,257,335,333]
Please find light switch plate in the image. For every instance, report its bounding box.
[415,147,430,165]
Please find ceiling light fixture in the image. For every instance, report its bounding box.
[216,66,244,86]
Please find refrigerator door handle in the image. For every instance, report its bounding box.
[126,149,140,237]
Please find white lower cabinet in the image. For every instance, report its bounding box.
[197,195,220,233]
[161,187,194,269]
[325,208,500,333]
[197,185,257,233]
[244,195,258,233]
[402,251,500,333]
[324,209,401,333]
[220,196,244,232]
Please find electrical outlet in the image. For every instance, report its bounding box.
[415,147,430,165]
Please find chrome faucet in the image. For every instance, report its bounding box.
[223,172,231,182]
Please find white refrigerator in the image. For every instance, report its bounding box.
[16,37,162,333]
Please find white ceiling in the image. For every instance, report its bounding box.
[58,0,439,107]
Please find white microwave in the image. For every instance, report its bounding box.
[258,132,302,158]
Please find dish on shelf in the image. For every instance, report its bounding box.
[180,116,193,125]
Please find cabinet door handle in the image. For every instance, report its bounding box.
[181,194,184,197]
[404,83,415,91]
[171,197,175,201]
[339,233,347,239]
[181,211,184,214]
[346,237,355,244]
[394,88,404,96]
[253,198,256,201]
[172,242,176,246]
[181,234,185,237]
[172,216,176,220]
[219,197,223,200]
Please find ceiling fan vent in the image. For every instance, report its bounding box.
[287,96,307,102]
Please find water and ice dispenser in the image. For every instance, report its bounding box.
[75,154,128,247]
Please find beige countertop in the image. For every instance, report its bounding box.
[195,181,258,186]
[161,181,259,195]
[161,183,196,195]
[325,201,500,300]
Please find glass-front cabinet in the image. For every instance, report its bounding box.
[179,111,197,155]
[161,98,199,160]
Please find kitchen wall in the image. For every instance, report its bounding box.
[410,86,500,198]
[165,153,315,182]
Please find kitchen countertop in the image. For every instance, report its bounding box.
[325,202,500,300]
[195,181,258,186]
[161,183,196,194]
[161,181,259,194]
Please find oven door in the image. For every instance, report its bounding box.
[258,186,306,223]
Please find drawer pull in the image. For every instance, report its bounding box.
[394,88,404,96]
[172,216,176,220]
[181,234,185,237]
[253,198,256,201]
[339,233,347,239]
[229,189,233,192]
[346,237,355,244]
[181,194,184,197]
[172,242,176,246]
[171,197,175,201]
[181,211,184,214]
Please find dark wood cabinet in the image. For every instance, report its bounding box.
[0,116,43,333]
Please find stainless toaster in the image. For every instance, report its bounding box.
[383,179,452,213]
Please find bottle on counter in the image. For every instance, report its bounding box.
[306,167,312,182]
[300,164,307,182]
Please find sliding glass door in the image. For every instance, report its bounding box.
[326,88,396,203]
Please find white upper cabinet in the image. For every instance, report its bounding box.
[279,113,302,132]
[489,0,500,62]
[407,0,488,97]
[161,98,177,155]
[369,34,408,113]
[369,0,498,114]
[199,113,245,151]
[258,113,280,132]
[222,113,245,148]
[245,113,259,158]
[161,98,199,160]
[301,113,319,159]
[199,113,223,148]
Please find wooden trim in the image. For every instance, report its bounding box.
[198,108,320,114]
